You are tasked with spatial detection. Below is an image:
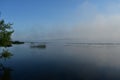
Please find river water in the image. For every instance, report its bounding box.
[1,41,120,80]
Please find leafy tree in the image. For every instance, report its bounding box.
[0,19,14,47]
[0,18,13,80]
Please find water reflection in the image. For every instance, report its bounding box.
[1,41,120,80]
[0,49,13,80]
[0,63,13,80]
[0,49,13,60]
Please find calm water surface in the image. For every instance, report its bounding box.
[1,41,120,80]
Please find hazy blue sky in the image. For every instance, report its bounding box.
[1,0,120,42]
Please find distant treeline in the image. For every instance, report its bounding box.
[12,41,24,44]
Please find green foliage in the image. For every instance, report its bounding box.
[0,19,14,47]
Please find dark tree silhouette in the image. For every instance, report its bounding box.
[0,14,14,80]
[0,19,14,47]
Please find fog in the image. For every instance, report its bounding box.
[12,1,120,42]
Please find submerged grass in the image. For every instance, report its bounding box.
[30,44,46,49]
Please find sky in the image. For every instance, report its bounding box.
[1,0,120,42]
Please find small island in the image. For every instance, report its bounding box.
[30,44,46,48]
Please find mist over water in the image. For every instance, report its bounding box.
[0,40,120,80]
[1,0,120,80]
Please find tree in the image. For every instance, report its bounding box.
[0,19,14,47]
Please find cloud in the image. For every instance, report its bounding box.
[68,1,120,42]
[12,0,120,42]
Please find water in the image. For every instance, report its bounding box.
[1,41,120,80]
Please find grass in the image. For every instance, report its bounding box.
[30,44,46,49]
